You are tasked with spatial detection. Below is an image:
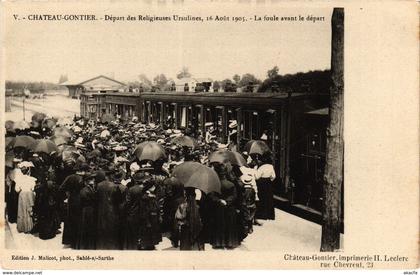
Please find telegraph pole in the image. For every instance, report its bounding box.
[321,7,344,252]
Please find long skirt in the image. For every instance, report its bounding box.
[6,182,19,223]
[256,178,275,220]
[179,225,204,251]
[211,205,240,249]
[38,206,60,240]
[75,206,96,250]
[122,217,141,250]
[17,191,35,233]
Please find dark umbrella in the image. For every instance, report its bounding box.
[226,151,248,166]
[11,135,36,149]
[171,135,198,149]
[133,141,167,162]
[208,150,228,164]
[172,161,221,194]
[32,112,47,123]
[31,139,58,154]
[101,113,115,124]
[244,140,271,155]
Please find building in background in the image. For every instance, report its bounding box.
[61,75,127,98]
[175,77,213,92]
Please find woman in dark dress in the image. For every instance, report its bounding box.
[75,173,97,249]
[122,172,146,250]
[138,178,162,250]
[96,169,126,250]
[59,170,85,247]
[174,187,204,250]
[5,166,19,223]
[210,162,240,249]
[162,177,185,243]
[36,177,60,240]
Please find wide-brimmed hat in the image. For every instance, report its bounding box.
[17,161,34,168]
[229,120,237,128]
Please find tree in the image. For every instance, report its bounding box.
[221,79,237,92]
[238,73,261,88]
[177,66,191,79]
[320,7,344,252]
[58,74,68,84]
[138,74,152,92]
[232,74,241,84]
[267,66,279,79]
[153,74,168,90]
[213,81,220,92]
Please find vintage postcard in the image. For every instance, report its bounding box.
[0,0,418,270]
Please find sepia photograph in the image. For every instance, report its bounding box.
[3,5,343,253]
[1,0,418,271]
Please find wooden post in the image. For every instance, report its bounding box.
[198,105,205,136]
[321,7,344,252]
[173,103,178,129]
[159,102,164,127]
[221,106,228,143]
[236,108,242,149]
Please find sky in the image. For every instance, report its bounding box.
[4,2,332,83]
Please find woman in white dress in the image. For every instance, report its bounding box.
[15,162,37,233]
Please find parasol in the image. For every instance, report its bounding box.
[208,150,229,164]
[11,135,36,149]
[172,161,221,194]
[244,140,271,155]
[226,151,248,167]
[31,139,58,154]
[31,112,47,123]
[133,141,167,162]
[171,135,198,149]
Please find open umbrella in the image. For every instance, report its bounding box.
[10,135,36,149]
[226,151,248,167]
[172,161,221,194]
[31,139,58,154]
[244,140,271,155]
[171,135,198,149]
[208,150,229,164]
[133,141,166,162]
[32,112,47,123]
[13,120,30,130]
[101,113,115,124]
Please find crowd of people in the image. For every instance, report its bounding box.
[5,113,276,250]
